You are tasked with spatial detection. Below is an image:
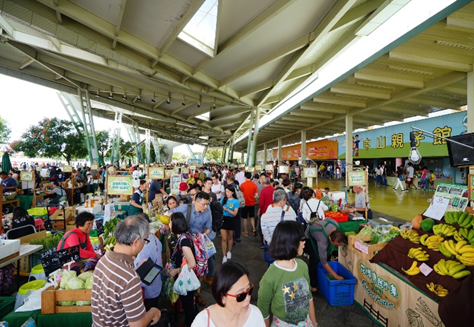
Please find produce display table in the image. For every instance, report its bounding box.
[338,219,366,234]
[64,186,87,205]
[0,297,15,320]
[339,242,443,327]
[2,310,91,327]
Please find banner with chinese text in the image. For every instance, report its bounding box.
[271,139,338,161]
[107,176,134,195]
[339,245,442,327]
[338,111,467,159]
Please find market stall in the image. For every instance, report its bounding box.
[337,182,474,327]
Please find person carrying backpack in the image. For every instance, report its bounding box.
[168,191,213,307]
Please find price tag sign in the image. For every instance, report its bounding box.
[265,164,273,171]
[419,263,433,276]
[354,240,369,255]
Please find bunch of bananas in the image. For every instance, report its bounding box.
[420,234,443,251]
[456,243,474,266]
[459,228,474,245]
[426,282,449,297]
[433,224,456,237]
[402,261,420,276]
[444,211,474,227]
[400,229,421,244]
[186,177,195,185]
[407,248,430,261]
[434,259,471,278]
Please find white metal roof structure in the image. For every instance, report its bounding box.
[0,0,473,153]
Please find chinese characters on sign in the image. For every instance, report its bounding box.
[390,133,404,149]
[359,262,398,310]
[433,126,452,145]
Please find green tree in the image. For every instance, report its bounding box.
[13,118,87,163]
[173,152,189,162]
[0,115,11,143]
[95,130,111,164]
[205,148,222,162]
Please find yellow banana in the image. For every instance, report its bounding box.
[433,264,445,276]
[452,270,471,279]
[458,245,474,254]
[444,241,458,256]
[420,234,429,245]
[456,240,467,253]
[448,263,466,275]
[438,259,449,275]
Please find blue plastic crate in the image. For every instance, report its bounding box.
[317,262,357,306]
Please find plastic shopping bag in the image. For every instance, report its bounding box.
[185,267,201,292]
[173,267,188,296]
[203,234,216,257]
[163,277,179,303]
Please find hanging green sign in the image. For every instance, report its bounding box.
[107,176,133,195]
[149,167,164,179]
[347,171,366,186]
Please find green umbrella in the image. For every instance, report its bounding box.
[1,151,12,173]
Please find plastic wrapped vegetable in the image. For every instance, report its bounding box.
[77,271,93,282]
[358,226,374,237]
[65,277,84,290]
[60,270,77,289]
[85,276,94,290]
[75,300,91,306]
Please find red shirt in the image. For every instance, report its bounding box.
[259,185,274,215]
[57,227,96,259]
[240,180,258,206]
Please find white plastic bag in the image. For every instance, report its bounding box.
[203,234,216,257]
[173,264,200,295]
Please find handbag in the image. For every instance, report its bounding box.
[203,234,216,257]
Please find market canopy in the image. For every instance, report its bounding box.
[0,0,472,150]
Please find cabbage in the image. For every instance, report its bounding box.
[65,277,84,290]
[60,271,77,289]
[77,271,93,281]
[75,301,91,306]
[85,276,94,290]
[59,301,74,306]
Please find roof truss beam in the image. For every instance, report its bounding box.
[330,84,391,100]
[389,51,472,72]
[354,69,424,89]
[313,95,366,108]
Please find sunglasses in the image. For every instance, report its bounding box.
[143,238,150,244]
[225,283,254,302]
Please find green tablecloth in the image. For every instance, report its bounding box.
[329,219,367,253]
[0,297,15,320]
[17,195,33,211]
[2,309,40,327]
[2,310,92,327]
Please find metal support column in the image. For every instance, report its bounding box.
[263,143,267,164]
[145,129,151,164]
[133,123,143,163]
[345,114,354,166]
[57,92,83,135]
[186,145,196,159]
[241,152,245,164]
[245,109,255,166]
[222,145,227,163]
[151,135,161,163]
[301,131,307,166]
[78,89,99,165]
[250,107,261,167]
[202,146,208,162]
[110,111,122,165]
[277,138,282,166]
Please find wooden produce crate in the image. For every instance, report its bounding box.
[41,286,92,314]
[50,206,76,230]
[347,235,388,260]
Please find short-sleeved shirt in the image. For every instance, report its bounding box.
[240,180,258,206]
[92,250,146,326]
[169,203,213,238]
[221,197,239,217]
[134,233,162,299]
[407,166,414,178]
[148,180,163,202]
[171,236,193,268]
[1,177,16,192]
[355,191,370,209]
[132,189,143,204]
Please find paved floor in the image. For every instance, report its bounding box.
[171,180,433,326]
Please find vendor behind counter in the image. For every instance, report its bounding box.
[57,212,100,259]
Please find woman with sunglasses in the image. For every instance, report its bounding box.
[220,185,239,263]
[257,221,317,327]
[191,261,265,327]
[169,212,197,327]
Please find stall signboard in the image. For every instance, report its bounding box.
[41,245,80,277]
[36,166,42,172]
[434,182,469,211]
[255,164,262,171]
[170,174,182,194]
[63,165,72,173]
[174,166,180,173]
[246,166,254,172]
[91,164,98,170]
[279,165,289,174]
[165,169,174,179]
[347,171,366,186]
[181,168,189,175]
[270,139,338,161]
[239,164,245,168]
[338,111,467,159]
[303,167,317,178]
[20,171,33,181]
[265,164,273,171]
[148,167,164,179]
[190,165,196,171]
[107,176,133,195]
[339,246,442,327]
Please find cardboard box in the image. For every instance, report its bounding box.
[41,286,92,314]
[348,235,388,260]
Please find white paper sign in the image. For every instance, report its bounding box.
[424,196,449,221]
[419,263,433,276]
[354,240,369,255]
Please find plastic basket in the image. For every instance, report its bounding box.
[317,262,356,306]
